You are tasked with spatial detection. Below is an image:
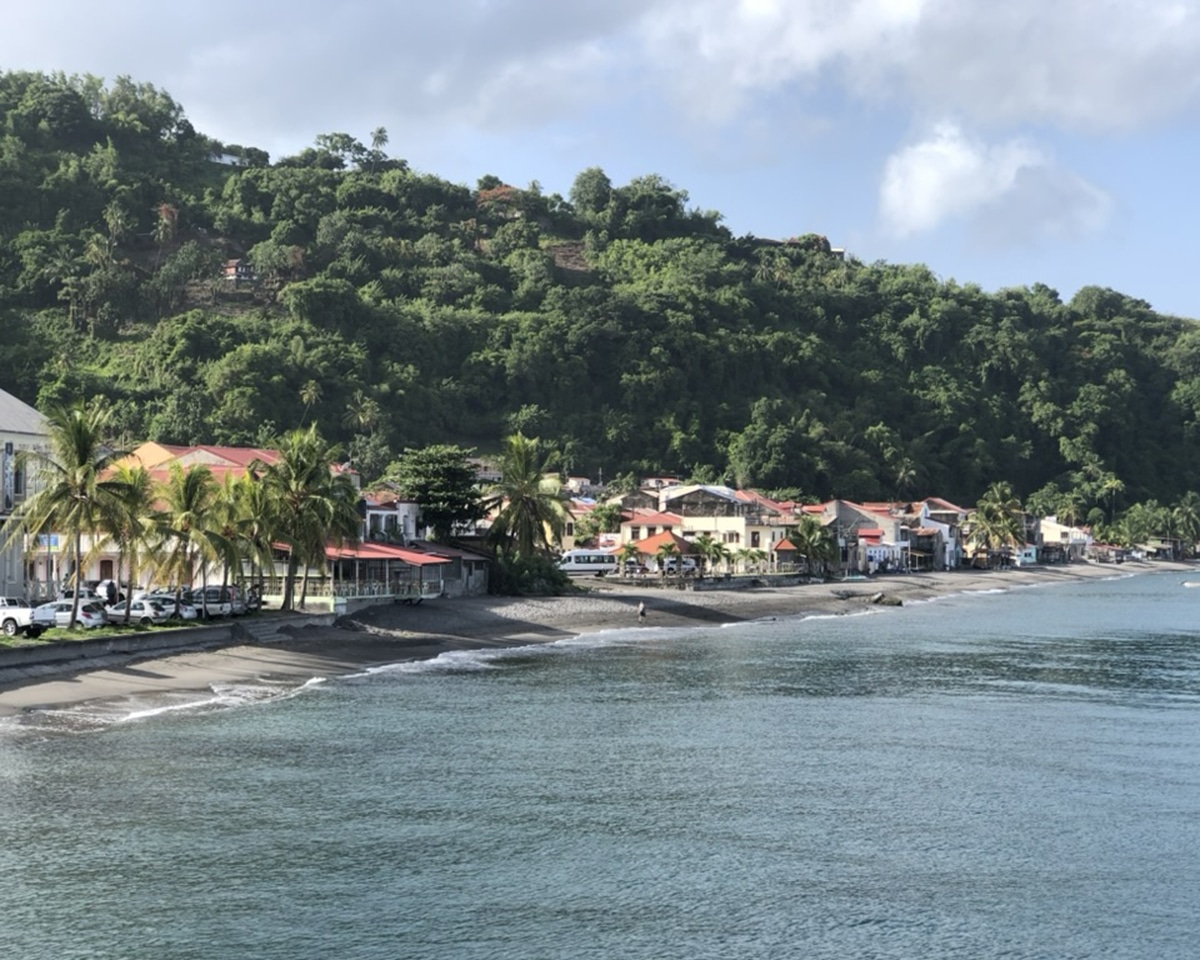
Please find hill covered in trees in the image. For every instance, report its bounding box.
[2,69,1199,529]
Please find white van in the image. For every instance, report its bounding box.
[659,556,698,575]
[558,549,621,576]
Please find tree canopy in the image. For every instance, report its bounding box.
[2,68,1199,535]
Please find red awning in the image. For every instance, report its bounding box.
[324,543,449,565]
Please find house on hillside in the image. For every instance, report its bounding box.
[223,259,257,285]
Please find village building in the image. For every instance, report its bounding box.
[0,389,47,599]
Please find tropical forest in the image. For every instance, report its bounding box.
[3,69,1200,541]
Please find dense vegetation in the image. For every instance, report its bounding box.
[4,69,1200,535]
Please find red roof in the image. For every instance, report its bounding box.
[775,538,797,551]
[856,528,884,539]
[324,543,448,565]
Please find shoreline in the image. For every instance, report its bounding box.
[0,561,1191,720]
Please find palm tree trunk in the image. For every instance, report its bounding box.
[282,552,299,611]
[70,529,83,628]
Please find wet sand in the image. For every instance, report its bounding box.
[0,561,1189,718]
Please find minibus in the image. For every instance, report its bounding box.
[557,549,621,576]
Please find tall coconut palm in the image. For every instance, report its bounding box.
[964,481,1025,567]
[3,399,129,628]
[210,471,252,596]
[692,533,722,577]
[100,462,157,624]
[233,472,279,597]
[256,426,361,611]
[154,462,230,614]
[1172,491,1200,558]
[655,541,682,577]
[485,433,570,558]
[616,541,643,574]
[790,516,837,577]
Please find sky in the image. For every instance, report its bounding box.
[4,0,1200,317]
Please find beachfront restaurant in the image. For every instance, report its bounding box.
[326,542,450,607]
[259,542,451,612]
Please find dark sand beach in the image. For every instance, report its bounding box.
[0,561,1189,718]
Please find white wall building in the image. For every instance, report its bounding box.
[0,389,48,599]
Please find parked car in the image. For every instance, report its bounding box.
[56,586,102,603]
[0,597,43,638]
[194,585,235,618]
[142,592,199,620]
[32,600,107,630]
[105,598,170,626]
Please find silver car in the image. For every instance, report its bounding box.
[105,599,170,626]
[32,600,107,630]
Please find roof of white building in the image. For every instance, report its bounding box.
[0,388,45,438]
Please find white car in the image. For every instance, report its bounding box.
[32,600,107,630]
[0,597,42,638]
[105,599,171,626]
[143,593,199,620]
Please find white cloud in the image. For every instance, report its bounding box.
[879,122,1111,241]
[636,0,1200,131]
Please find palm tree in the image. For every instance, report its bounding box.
[3,399,129,628]
[964,481,1025,568]
[790,517,836,577]
[369,126,389,172]
[233,472,279,598]
[655,541,682,577]
[616,541,642,574]
[1173,491,1200,558]
[692,533,722,577]
[100,462,157,625]
[154,462,229,614]
[256,426,361,611]
[299,380,323,424]
[485,433,570,558]
[211,471,253,596]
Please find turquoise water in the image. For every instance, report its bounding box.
[2,571,1200,959]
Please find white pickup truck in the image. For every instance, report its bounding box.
[0,597,45,638]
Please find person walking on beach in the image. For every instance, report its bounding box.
[637,601,647,623]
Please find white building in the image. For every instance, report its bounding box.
[0,389,47,599]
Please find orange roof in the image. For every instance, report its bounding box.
[775,538,797,551]
[632,530,695,554]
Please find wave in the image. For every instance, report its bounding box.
[0,675,327,739]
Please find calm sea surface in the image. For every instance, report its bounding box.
[2,571,1199,959]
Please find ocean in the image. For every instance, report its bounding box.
[2,571,1199,959]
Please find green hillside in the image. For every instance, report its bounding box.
[2,69,1198,527]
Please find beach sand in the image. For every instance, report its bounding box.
[0,561,1189,718]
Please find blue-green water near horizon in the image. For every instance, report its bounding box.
[2,571,1199,959]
